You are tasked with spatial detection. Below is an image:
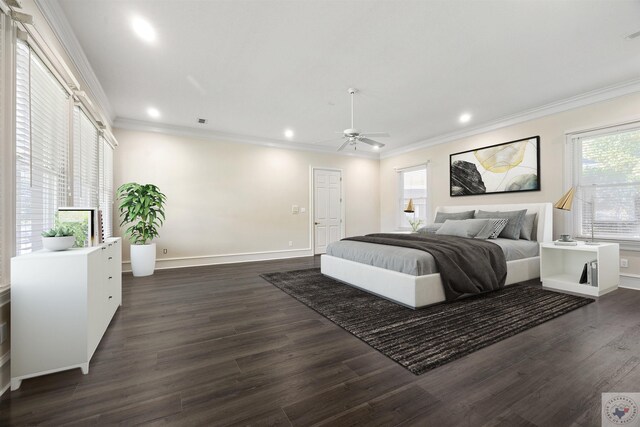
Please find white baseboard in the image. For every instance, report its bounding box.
[122,248,314,272]
[620,274,640,290]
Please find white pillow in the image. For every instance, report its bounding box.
[417,223,444,234]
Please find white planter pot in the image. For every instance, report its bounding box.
[42,236,75,251]
[130,243,157,277]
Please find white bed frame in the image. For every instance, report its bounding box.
[321,202,553,308]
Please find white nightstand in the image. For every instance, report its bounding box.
[540,242,619,297]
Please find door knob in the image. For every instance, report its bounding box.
[314,222,319,225]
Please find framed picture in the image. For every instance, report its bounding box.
[450,136,540,196]
[57,207,98,247]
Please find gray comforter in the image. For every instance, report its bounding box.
[342,233,507,302]
[327,237,538,276]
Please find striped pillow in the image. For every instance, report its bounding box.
[475,218,509,240]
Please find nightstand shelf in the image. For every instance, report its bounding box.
[540,242,619,297]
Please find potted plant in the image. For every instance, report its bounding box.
[117,183,167,277]
[42,225,76,251]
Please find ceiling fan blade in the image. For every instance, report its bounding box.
[358,137,385,148]
[359,132,390,138]
[337,140,351,151]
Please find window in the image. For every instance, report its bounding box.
[15,40,71,255]
[99,136,114,238]
[0,10,8,285]
[570,124,640,242]
[398,164,428,229]
[73,107,99,207]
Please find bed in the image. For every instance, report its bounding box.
[321,202,553,308]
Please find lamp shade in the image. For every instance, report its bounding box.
[404,199,415,213]
[554,187,576,211]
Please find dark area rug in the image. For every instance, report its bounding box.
[260,268,594,375]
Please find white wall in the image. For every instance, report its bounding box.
[113,128,380,268]
[380,91,640,275]
[115,92,640,275]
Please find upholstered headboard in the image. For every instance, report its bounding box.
[434,202,553,242]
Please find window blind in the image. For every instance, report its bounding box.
[0,12,5,285]
[571,127,640,241]
[73,106,99,207]
[15,41,70,255]
[98,136,114,238]
[398,165,428,228]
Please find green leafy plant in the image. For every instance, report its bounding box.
[42,225,74,238]
[117,183,167,245]
[408,218,424,232]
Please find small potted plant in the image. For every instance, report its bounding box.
[41,225,76,251]
[408,218,424,233]
[117,182,167,277]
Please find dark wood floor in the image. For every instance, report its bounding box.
[1,256,639,426]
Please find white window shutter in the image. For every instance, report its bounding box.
[571,127,640,241]
[15,41,70,255]
[73,106,99,207]
[397,165,429,229]
[98,137,114,238]
[0,12,5,284]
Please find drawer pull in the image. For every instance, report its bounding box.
[108,296,112,299]
[108,257,113,260]
[101,247,106,250]
[108,276,113,280]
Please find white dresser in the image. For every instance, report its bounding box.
[10,238,122,390]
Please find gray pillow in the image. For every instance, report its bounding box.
[519,213,536,241]
[475,218,509,239]
[475,209,527,240]
[417,223,444,234]
[436,219,491,238]
[434,210,475,223]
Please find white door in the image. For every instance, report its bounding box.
[314,169,342,254]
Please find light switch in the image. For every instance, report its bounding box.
[292,205,299,214]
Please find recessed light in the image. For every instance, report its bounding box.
[372,145,380,150]
[284,129,294,138]
[459,113,472,124]
[131,16,156,43]
[147,107,160,119]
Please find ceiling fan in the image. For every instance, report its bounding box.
[319,88,389,151]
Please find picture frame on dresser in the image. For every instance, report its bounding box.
[57,207,98,247]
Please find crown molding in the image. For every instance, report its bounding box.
[34,0,114,124]
[113,118,380,159]
[381,77,640,159]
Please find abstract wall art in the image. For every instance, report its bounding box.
[450,136,540,196]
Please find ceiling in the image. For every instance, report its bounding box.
[56,0,640,154]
